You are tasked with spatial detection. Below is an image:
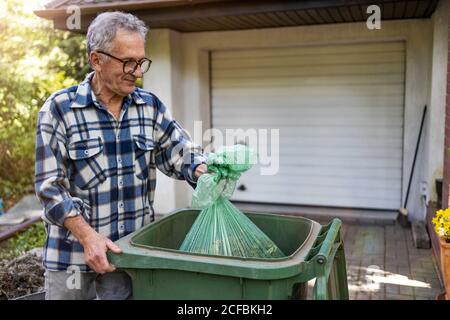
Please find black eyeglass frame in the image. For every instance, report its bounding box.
[96,50,152,74]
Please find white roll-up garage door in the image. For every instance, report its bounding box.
[211,42,405,210]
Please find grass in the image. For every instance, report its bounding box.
[0,222,46,260]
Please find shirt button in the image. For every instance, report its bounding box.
[119,201,124,208]
[116,134,120,140]
[119,224,125,231]
[84,150,89,155]
[118,179,123,186]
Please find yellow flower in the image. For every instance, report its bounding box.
[433,208,450,241]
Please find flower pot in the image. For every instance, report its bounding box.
[439,237,450,299]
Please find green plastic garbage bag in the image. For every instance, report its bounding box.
[179,144,285,259]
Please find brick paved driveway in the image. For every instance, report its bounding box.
[330,222,443,300]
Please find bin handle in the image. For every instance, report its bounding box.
[312,218,348,300]
[315,218,342,265]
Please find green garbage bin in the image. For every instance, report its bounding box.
[107,208,349,300]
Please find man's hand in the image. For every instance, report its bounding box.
[80,231,122,274]
[194,163,208,179]
[64,215,122,274]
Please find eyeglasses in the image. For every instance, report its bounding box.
[96,50,152,74]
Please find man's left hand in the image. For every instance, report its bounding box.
[194,164,208,179]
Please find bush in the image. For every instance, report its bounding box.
[0,0,88,210]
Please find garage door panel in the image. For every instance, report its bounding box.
[234,182,400,198]
[211,42,404,210]
[213,124,403,137]
[213,85,403,97]
[265,150,402,160]
[214,73,403,89]
[213,95,405,107]
[216,52,404,72]
[213,64,405,77]
[213,42,404,59]
[214,116,403,128]
[233,192,400,209]
[239,173,401,187]
[214,106,404,119]
[245,166,403,180]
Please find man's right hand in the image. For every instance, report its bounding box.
[80,231,122,274]
[64,215,122,274]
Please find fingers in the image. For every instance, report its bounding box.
[86,251,116,274]
[195,164,208,178]
[84,237,120,274]
[106,239,122,254]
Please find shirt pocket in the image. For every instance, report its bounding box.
[68,136,107,190]
[133,134,155,180]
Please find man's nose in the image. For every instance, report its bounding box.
[132,66,144,78]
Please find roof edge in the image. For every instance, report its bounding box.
[35,0,226,19]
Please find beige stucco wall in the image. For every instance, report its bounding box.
[144,15,443,222]
[425,0,447,217]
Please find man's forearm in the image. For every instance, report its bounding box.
[64,215,96,245]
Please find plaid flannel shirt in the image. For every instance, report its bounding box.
[35,72,206,271]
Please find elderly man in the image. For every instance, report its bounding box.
[35,11,207,300]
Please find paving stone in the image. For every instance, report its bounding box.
[396,257,411,264]
[371,293,386,300]
[409,276,428,285]
[356,292,371,300]
[361,260,384,268]
[385,284,400,294]
[341,223,440,301]
[399,286,414,295]
[348,293,357,300]
[386,293,414,300]
[384,265,399,273]
[415,295,436,300]
[411,271,439,279]
[397,267,411,276]
[410,267,430,274]
[414,287,441,297]
[424,278,443,289]
[420,261,437,269]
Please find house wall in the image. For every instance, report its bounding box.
[144,18,438,221]
[444,0,450,209]
[143,29,187,213]
[427,0,448,213]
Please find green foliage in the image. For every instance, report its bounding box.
[0,222,46,260]
[0,0,89,209]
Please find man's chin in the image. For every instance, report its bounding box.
[121,84,136,95]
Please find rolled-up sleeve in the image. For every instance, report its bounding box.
[35,104,88,228]
[153,98,207,186]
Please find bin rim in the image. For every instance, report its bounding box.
[130,207,319,262]
[108,208,325,280]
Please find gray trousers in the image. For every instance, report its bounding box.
[44,269,133,300]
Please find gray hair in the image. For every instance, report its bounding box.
[86,11,148,57]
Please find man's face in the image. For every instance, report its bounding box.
[96,29,146,96]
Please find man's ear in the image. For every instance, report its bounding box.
[89,51,102,72]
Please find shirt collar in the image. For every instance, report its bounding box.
[70,71,95,109]
[131,90,146,105]
[70,71,146,108]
